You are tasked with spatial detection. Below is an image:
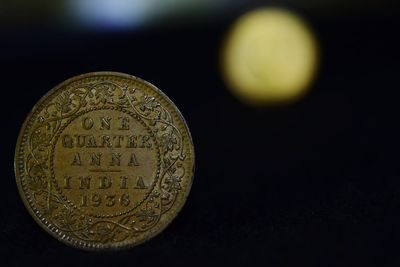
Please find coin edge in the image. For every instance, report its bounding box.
[14,71,195,250]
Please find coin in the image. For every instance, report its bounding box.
[14,72,194,250]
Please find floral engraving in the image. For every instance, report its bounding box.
[24,79,186,244]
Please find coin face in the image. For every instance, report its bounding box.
[14,72,194,249]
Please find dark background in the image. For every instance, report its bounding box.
[2,1,400,266]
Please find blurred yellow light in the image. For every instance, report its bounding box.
[221,7,319,105]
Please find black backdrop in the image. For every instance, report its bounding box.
[2,7,400,267]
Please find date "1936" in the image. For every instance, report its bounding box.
[80,193,131,207]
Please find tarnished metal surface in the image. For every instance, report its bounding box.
[15,72,194,250]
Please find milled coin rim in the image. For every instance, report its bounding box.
[14,71,195,250]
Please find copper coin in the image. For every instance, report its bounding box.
[14,72,194,249]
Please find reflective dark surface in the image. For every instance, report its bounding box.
[2,2,400,266]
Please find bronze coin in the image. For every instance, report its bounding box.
[14,72,194,249]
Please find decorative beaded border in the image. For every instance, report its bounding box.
[15,72,195,250]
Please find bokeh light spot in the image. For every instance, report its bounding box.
[221,7,319,106]
[69,0,157,30]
